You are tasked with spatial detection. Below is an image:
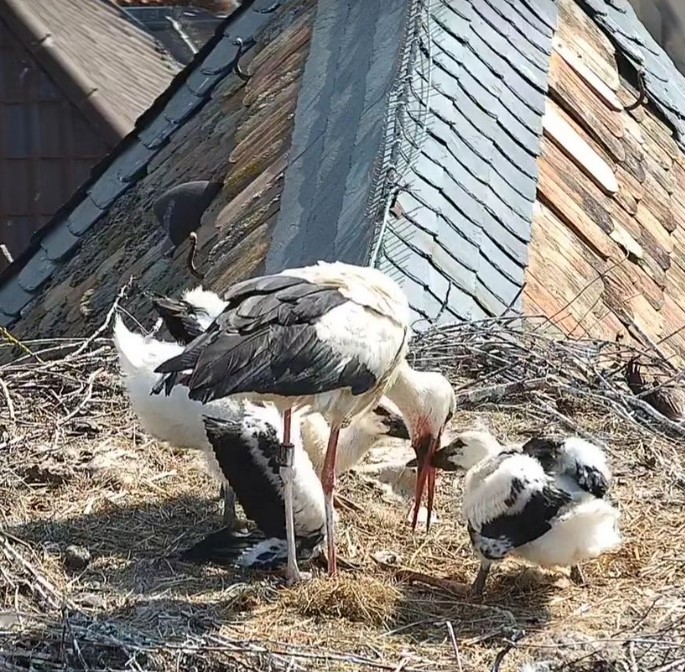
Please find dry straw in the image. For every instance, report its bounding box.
[0,292,684,671]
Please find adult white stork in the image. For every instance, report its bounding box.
[151,261,456,584]
[113,314,411,544]
[183,406,408,569]
[408,430,621,598]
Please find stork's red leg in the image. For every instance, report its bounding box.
[425,467,436,531]
[320,425,341,576]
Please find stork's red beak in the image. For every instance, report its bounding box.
[410,433,440,532]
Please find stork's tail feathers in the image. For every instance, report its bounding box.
[180,528,290,570]
[181,527,324,570]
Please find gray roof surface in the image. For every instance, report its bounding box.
[6,0,685,333]
[375,0,558,325]
[0,0,285,327]
[265,0,415,272]
[579,0,685,151]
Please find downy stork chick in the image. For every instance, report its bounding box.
[183,405,408,569]
[113,316,408,552]
[146,286,235,520]
[151,260,456,584]
[416,431,621,598]
[147,286,227,345]
[302,404,410,477]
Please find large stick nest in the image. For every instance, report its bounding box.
[0,306,684,671]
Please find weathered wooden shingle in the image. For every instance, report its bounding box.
[376,0,557,324]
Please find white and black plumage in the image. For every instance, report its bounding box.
[151,261,456,583]
[145,286,235,521]
[520,435,612,501]
[113,316,409,561]
[301,403,410,478]
[184,411,326,570]
[186,406,410,566]
[413,430,621,597]
[146,286,227,346]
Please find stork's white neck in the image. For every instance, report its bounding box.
[385,360,453,438]
[300,413,390,476]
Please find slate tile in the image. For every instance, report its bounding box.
[200,39,241,77]
[473,1,549,75]
[40,225,81,262]
[163,84,205,126]
[0,279,34,317]
[137,114,176,150]
[0,310,15,328]
[483,0,551,47]
[17,251,57,293]
[88,173,129,210]
[65,196,106,236]
[502,0,553,37]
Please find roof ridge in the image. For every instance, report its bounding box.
[0,0,177,144]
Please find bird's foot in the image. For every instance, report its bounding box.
[570,564,587,586]
[283,562,310,586]
[223,514,249,534]
[315,551,362,572]
[468,563,490,602]
[406,503,439,527]
[395,569,469,596]
[333,493,363,512]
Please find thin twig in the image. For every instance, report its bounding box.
[68,278,133,359]
[0,378,15,421]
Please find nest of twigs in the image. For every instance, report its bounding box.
[0,303,684,671]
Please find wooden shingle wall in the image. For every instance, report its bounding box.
[524,0,685,363]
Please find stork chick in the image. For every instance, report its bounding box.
[302,405,410,477]
[113,316,408,552]
[409,430,621,598]
[183,404,408,570]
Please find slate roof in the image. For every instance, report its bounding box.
[0,0,180,145]
[122,6,229,65]
[266,0,558,325]
[579,0,685,150]
[374,0,558,324]
[5,0,685,341]
[0,0,307,329]
[265,0,415,273]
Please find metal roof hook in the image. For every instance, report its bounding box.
[187,232,206,280]
[233,38,252,82]
[625,68,647,112]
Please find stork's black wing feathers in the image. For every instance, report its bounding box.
[203,415,287,538]
[522,436,609,499]
[146,292,207,345]
[520,436,563,476]
[153,274,378,403]
[474,479,573,560]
